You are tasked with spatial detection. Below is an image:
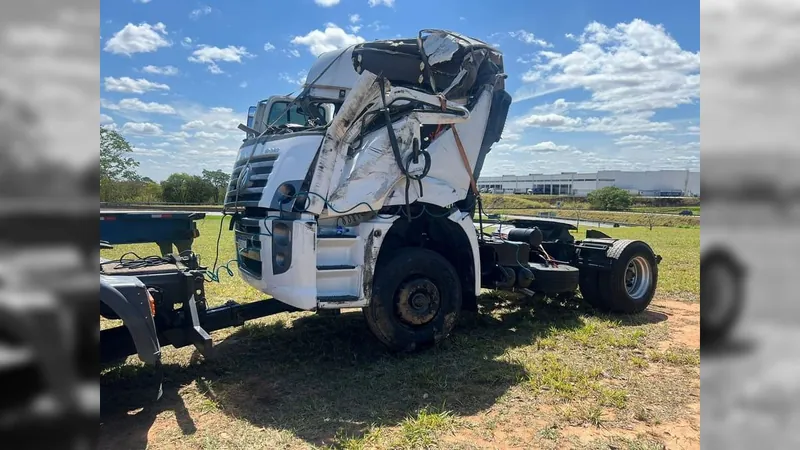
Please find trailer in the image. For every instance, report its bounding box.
[99,211,300,399]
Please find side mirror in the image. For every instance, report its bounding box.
[246,106,256,129]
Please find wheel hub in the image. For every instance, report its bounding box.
[624,256,652,300]
[396,278,440,326]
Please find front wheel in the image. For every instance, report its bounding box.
[363,247,462,352]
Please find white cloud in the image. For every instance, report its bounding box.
[517,113,581,128]
[142,65,179,76]
[527,141,572,152]
[263,42,275,52]
[181,37,193,48]
[188,45,254,74]
[515,19,699,114]
[100,113,114,124]
[615,134,657,145]
[104,76,170,94]
[134,0,152,3]
[508,30,552,47]
[194,131,226,140]
[104,98,176,114]
[122,122,163,135]
[190,6,212,19]
[495,141,574,154]
[314,0,341,6]
[687,125,700,135]
[103,22,170,55]
[284,49,301,58]
[240,81,248,88]
[511,19,696,144]
[291,25,365,57]
[181,120,205,130]
[348,16,363,33]
[514,110,674,135]
[368,21,388,31]
[189,45,253,63]
[279,70,308,86]
[368,0,394,7]
[531,98,571,114]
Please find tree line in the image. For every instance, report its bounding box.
[100,127,231,204]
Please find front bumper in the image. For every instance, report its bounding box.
[236,215,319,310]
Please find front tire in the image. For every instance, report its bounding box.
[363,247,462,352]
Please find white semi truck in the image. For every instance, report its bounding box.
[225,29,662,351]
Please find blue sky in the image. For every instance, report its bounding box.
[99,0,700,181]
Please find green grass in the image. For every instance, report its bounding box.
[99,216,699,450]
[476,194,701,228]
[487,209,700,228]
[630,206,700,216]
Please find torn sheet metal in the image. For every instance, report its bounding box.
[325,117,419,215]
[306,70,380,215]
[423,32,461,66]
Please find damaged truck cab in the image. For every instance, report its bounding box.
[225,29,661,351]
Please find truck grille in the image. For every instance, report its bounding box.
[224,154,278,208]
[234,217,263,277]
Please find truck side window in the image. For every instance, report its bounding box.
[267,101,292,127]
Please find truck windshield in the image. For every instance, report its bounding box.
[267,101,328,127]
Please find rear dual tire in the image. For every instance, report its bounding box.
[579,240,658,314]
[700,253,745,346]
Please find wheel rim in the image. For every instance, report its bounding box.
[396,277,441,326]
[701,264,737,328]
[624,256,653,300]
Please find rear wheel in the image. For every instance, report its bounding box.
[597,240,659,314]
[701,254,744,346]
[363,247,462,352]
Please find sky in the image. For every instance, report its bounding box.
[98,0,700,181]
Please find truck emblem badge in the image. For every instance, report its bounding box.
[238,164,252,190]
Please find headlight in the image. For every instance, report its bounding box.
[277,183,296,204]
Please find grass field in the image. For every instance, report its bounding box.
[476,195,700,228]
[485,209,700,228]
[99,216,699,450]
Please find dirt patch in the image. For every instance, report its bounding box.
[651,298,700,350]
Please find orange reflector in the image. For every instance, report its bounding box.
[147,291,156,317]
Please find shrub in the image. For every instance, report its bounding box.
[586,186,633,211]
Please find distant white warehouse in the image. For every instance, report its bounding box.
[478,170,700,197]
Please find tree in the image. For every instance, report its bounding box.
[201,169,231,203]
[100,126,140,182]
[587,186,633,211]
[161,173,216,204]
